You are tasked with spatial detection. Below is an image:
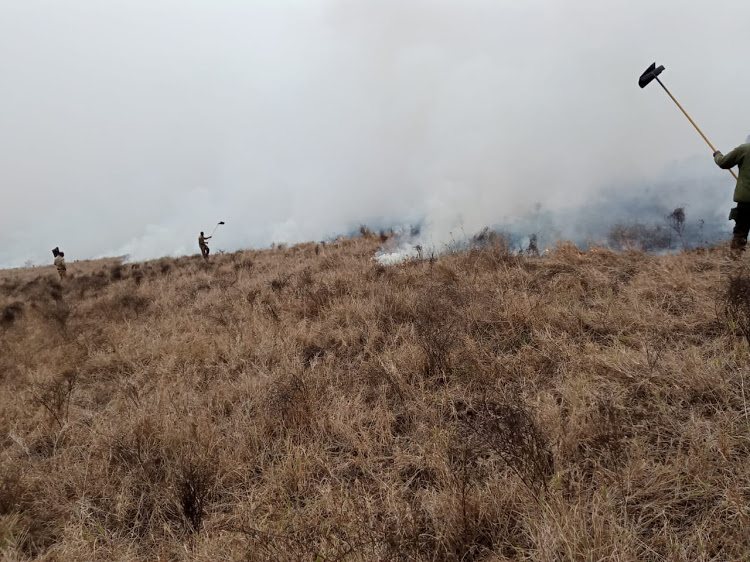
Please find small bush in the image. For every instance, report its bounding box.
[0,466,24,515]
[0,301,24,328]
[117,292,150,316]
[175,458,214,533]
[723,272,750,346]
[234,258,254,272]
[44,301,71,330]
[110,264,124,281]
[459,397,554,496]
[132,268,144,286]
[70,272,109,296]
[414,292,458,382]
[270,275,290,292]
[32,371,78,428]
[296,267,314,289]
[666,207,686,248]
[264,373,313,437]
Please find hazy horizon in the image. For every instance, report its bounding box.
[2,0,749,268]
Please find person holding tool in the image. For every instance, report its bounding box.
[198,232,212,260]
[638,62,744,255]
[54,251,67,280]
[714,143,750,253]
[198,222,225,260]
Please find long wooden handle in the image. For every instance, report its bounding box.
[656,78,739,181]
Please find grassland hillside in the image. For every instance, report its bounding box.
[1,235,750,561]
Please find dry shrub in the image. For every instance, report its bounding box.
[43,299,71,330]
[471,226,506,248]
[118,292,150,315]
[70,271,110,296]
[318,254,340,271]
[0,301,23,329]
[270,275,290,292]
[571,397,628,476]
[110,264,124,281]
[158,259,172,275]
[299,266,314,287]
[667,206,686,247]
[132,267,144,286]
[376,291,414,334]
[107,417,217,538]
[300,284,332,319]
[246,287,261,304]
[263,373,315,439]
[368,263,387,280]
[300,343,325,368]
[468,229,513,269]
[32,371,78,428]
[0,463,66,557]
[434,263,459,286]
[19,277,63,303]
[234,257,254,272]
[0,466,24,516]
[93,290,150,320]
[1,278,21,295]
[722,270,750,345]
[415,298,456,382]
[458,396,554,497]
[175,456,214,532]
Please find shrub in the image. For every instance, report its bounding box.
[175,457,214,533]
[458,397,554,497]
[110,264,124,281]
[32,371,78,428]
[722,271,750,346]
[270,275,290,292]
[0,301,23,329]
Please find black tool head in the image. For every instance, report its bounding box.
[639,63,665,88]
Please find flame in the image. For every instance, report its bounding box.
[545,248,550,253]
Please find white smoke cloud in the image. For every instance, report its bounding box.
[1,0,749,268]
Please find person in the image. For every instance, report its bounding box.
[714,142,750,254]
[54,251,67,280]
[198,231,212,260]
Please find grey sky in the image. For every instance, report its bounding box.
[1,0,748,267]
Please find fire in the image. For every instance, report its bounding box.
[545,248,550,253]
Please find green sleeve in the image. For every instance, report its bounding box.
[715,146,746,169]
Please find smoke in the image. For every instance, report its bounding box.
[1,1,748,268]
[374,153,735,264]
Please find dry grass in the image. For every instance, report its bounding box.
[1,237,749,561]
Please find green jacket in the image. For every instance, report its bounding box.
[715,143,750,203]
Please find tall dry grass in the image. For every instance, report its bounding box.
[1,237,749,561]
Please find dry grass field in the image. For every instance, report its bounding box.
[1,234,750,561]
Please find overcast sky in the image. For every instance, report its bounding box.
[1,0,748,267]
